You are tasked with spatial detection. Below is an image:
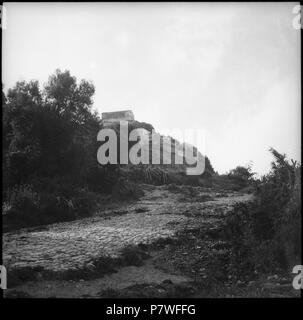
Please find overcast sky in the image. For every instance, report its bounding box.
[2,2,301,175]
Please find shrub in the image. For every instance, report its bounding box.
[3,182,97,230]
[38,193,75,221]
[120,245,150,266]
[228,165,255,188]
[7,184,39,207]
[72,191,98,218]
[224,149,301,275]
[4,185,40,226]
[111,178,144,201]
[198,177,213,188]
[211,175,241,191]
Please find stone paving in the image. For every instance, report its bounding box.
[3,185,252,273]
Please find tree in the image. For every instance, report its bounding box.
[228,165,255,187]
[3,70,101,190]
[44,69,95,123]
[3,81,42,186]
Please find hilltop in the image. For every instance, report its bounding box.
[100,117,215,184]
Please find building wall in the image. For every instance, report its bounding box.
[102,110,134,121]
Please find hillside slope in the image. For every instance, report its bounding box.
[100,119,215,183]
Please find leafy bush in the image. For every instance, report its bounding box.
[3,185,40,226]
[3,183,97,231]
[228,165,255,188]
[2,70,103,230]
[111,178,144,201]
[224,148,301,275]
[211,174,243,191]
[120,245,150,267]
[38,193,75,221]
[72,191,98,218]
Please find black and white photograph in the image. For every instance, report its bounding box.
[1,1,302,302]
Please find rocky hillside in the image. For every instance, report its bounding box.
[101,119,215,183]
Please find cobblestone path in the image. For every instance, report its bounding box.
[3,185,252,273]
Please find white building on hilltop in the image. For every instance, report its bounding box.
[102,110,134,123]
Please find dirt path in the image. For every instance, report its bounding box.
[3,185,253,298]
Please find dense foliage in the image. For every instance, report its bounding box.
[224,148,301,275]
[2,70,102,229]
